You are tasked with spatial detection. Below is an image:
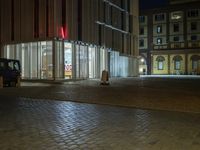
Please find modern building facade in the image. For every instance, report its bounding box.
[0,0,139,80]
[139,1,200,75]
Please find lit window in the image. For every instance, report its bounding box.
[156,56,165,70]
[157,38,162,44]
[171,11,182,20]
[157,25,162,33]
[173,55,182,70]
[158,61,164,70]
[192,61,198,70]
[175,61,181,70]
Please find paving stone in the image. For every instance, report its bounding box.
[1,96,199,149]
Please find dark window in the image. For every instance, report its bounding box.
[127,0,130,12]
[99,25,102,45]
[129,15,133,33]
[34,0,39,38]
[188,9,199,17]
[78,0,82,41]
[139,27,144,35]
[173,23,179,32]
[157,38,162,44]
[46,0,49,37]
[110,7,113,25]
[157,25,162,33]
[191,35,197,41]
[173,36,179,42]
[155,14,165,21]
[121,0,125,9]
[191,22,197,31]
[139,16,145,23]
[139,39,144,47]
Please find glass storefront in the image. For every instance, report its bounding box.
[4,41,53,79]
[100,47,108,77]
[109,51,135,77]
[76,45,88,79]
[2,40,136,80]
[88,46,98,78]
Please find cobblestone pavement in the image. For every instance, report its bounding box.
[1,77,200,112]
[0,95,200,150]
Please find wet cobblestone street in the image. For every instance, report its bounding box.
[1,77,200,149]
[0,96,200,150]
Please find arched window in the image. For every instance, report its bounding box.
[156,56,165,70]
[191,55,200,70]
[173,55,182,70]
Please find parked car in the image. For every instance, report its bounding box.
[0,58,21,87]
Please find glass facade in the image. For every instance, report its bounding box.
[109,51,134,77]
[3,40,134,80]
[4,41,53,79]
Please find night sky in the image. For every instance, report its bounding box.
[139,0,169,9]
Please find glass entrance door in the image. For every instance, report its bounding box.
[64,43,72,79]
[88,47,97,78]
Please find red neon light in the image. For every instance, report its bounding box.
[60,25,69,39]
[61,27,65,39]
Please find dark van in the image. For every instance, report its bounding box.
[0,58,21,87]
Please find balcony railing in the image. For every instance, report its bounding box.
[188,41,200,48]
[153,43,168,50]
[170,42,185,49]
[153,40,200,50]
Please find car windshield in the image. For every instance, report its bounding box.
[8,61,20,71]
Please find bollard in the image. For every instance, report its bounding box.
[0,76,3,88]
[100,70,109,85]
[16,76,21,87]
